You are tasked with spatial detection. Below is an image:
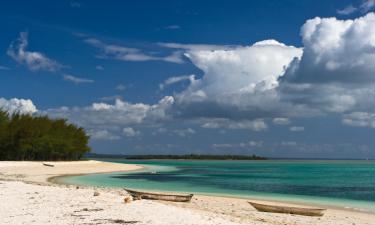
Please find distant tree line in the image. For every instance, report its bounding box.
[86,153,267,160]
[0,110,90,161]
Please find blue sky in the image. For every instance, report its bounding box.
[1,0,375,158]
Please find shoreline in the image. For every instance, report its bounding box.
[0,160,143,185]
[47,165,145,185]
[57,174,375,215]
[1,160,374,225]
[56,161,375,215]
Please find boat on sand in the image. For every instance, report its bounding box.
[42,163,54,167]
[124,188,193,202]
[248,201,325,216]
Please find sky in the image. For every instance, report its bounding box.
[1,0,375,158]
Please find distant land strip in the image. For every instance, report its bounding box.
[86,153,267,160]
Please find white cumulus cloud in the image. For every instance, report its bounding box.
[283,13,375,84]
[0,98,37,114]
[171,39,302,121]
[280,13,375,116]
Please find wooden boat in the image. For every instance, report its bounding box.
[124,188,193,202]
[248,201,325,217]
[42,163,54,167]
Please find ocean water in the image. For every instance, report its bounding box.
[60,159,375,212]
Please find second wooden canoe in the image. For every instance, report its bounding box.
[249,201,325,216]
[124,188,193,202]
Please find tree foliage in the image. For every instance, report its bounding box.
[0,110,90,160]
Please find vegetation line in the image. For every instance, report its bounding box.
[0,110,90,161]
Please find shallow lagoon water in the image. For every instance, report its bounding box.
[60,159,375,212]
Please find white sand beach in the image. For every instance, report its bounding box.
[0,161,374,225]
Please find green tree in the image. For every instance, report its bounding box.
[0,110,90,161]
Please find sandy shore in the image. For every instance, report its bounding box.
[0,160,142,184]
[0,161,374,225]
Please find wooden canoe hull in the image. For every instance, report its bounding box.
[42,163,54,167]
[124,188,193,202]
[249,201,325,217]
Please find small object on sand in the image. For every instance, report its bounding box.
[248,201,326,217]
[74,208,104,212]
[124,196,133,203]
[124,188,193,202]
[93,219,139,224]
[76,186,80,189]
[93,191,100,196]
[42,163,54,167]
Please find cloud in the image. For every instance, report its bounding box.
[7,32,63,72]
[166,15,375,120]
[89,130,120,140]
[123,127,141,137]
[159,74,195,90]
[172,39,302,120]
[158,42,233,51]
[360,0,375,13]
[115,84,127,91]
[46,97,174,134]
[99,95,123,102]
[40,13,375,137]
[212,141,263,148]
[337,5,357,15]
[342,112,375,128]
[337,1,375,15]
[184,39,301,95]
[283,13,375,84]
[0,98,37,114]
[46,39,302,133]
[172,128,195,137]
[201,119,267,131]
[289,126,304,132]
[63,74,94,84]
[272,117,290,125]
[279,13,375,115]
[85,38,184,63]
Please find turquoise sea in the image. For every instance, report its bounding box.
[60,159,375,213]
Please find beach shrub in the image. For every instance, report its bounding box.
[0,110,90,160]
